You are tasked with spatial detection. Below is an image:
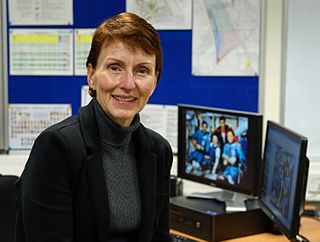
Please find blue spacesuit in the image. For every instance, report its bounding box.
[188,128,211,165]
[222,141,246,184]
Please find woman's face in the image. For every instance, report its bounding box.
[227,131,234,143]
[87,40,157,127]
[212,135,218,145]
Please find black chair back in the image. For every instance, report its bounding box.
[0,174,19,242]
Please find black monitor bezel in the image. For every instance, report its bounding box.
[177,104,263,197]
[258,121,309,240]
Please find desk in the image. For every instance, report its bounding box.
[171,217,320,242]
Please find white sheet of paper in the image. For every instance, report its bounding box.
[140,104,178,153]
[75,29,95,76]
[9,0,73,26]
[9,104,72,150]
[81,85,92,107]
[9,28,73,75]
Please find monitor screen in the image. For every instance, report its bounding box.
[177,104,263,197]
[258,121,309,240]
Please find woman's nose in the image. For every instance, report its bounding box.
[120,71,136,89]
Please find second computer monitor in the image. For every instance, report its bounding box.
[258,121,309,240]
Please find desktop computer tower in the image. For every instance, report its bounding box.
[170,196,272,241]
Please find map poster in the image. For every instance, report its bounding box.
[126,0,192,30]
[192,0,261,76]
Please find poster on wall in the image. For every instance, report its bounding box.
[126,0,192,30]
[192,0,261,76]
[9,28,73,75]
[9,104,72,150]
[140,104,178,153]
[74,29,95,76]
[81,85,92,107]
[8,0,73,26]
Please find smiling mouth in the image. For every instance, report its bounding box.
[113,95,136,102]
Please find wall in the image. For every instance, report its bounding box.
[261,0,320,162]
[282,0,320,161]
[261,0,283,125]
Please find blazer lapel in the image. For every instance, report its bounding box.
[79,100,109,241]
[87,152,109,241]
[134,126,158,241]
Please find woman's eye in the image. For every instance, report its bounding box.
[108,65,121,72]
[136,68,150,76]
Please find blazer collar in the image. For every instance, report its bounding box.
[133,127,158,241]
[79,100,158,241]
[79,100,109,241]
[78,99,102,154]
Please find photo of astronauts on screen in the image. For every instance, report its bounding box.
[185,110,249,186]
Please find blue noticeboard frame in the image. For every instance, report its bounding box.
[7,0,259,115]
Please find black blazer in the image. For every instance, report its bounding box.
[15,100,173,242]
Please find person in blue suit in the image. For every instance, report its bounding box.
[220,130,246,185]
[208,134,221,175]
[188,121,211,172]
[15,12,173,242]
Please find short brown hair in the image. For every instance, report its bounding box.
[86,12,163,97]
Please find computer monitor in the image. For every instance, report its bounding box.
[177,104,263,207]
[258,121,309,241]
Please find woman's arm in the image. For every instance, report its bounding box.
[15,130,74,242]
[152,140,173,242]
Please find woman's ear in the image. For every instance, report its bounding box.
[87,64,96,90]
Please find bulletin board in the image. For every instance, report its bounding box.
[6,0,260,116]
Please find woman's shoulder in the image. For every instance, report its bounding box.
[142,126,172,154]
[30,115,86,166]
[46,115,79,132]
[40,115,79,135]
[143,125,167,143]
[36,115,82,145]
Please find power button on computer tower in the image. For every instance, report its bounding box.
[195,221,201,229]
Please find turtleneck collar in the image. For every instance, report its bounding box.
[93,98,140,147]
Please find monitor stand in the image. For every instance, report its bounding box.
[187,190,249,212]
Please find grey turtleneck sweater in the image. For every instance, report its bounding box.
[94,99,141,236]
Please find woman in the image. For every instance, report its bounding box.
[220,130,245,185]
[15,12,173,242]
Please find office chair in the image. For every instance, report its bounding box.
[0,174,19,242]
